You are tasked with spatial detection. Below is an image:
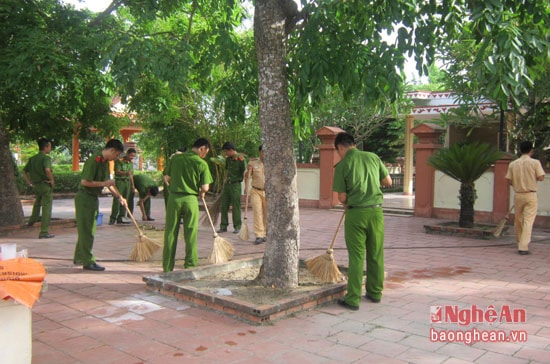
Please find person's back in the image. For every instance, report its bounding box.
[23,138,54,239]
[339,149,385,208]
[505,141,545,255]
[507,156,543,193]
[167,152,209,195]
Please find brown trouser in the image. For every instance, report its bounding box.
[514,192,538,251]
[250,188,267,238]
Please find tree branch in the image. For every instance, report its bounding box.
[279,0,307,35]
[90,0,124,26]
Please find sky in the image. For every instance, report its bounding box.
[63,0,110,12]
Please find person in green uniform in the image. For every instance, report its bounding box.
[108,148,136,225]
[74,139,125,271]
[133,174,159,221]
[23,138,55,239]
[162,147,186,210]
[332,132,392,310]
[163,138,212,272]
[218,142,246,234]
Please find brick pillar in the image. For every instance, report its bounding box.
[411,123,444,217]
[71,132,80,172]
[317,126,345,208]
[492,155,513,222]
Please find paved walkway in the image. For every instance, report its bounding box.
[1,193,549,363]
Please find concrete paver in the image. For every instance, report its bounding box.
[1,193,549,363]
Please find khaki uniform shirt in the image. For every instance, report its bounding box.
[505,155,545,193]
[248,158,265,190]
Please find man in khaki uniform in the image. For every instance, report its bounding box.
[505,141,545,255]
[244,145,267,244]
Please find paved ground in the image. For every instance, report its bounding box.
[1,193,549,363]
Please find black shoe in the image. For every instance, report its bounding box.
[233,228,240,234]
[147,216,155,221]
[254,237,265,244]
[117,218,130,225]
[83,263,105,271]
[337,299,359,311]
[27,221,35,227]
[518,250,531,255]
[217,228,227,233]
[38,233,55,239]
[108,219,116,225]
[365,294,381,303]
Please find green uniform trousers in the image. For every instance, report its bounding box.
[28,183,53,235]
[163,193,199,272]
[127,188,135,215]
[220,183,242,230]
[74,191,99,266]
[110,180,130,221]
[344,207,385,307]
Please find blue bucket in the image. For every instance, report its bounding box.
[96,212,104,226]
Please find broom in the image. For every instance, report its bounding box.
[305,211,346,283]
[202,196,234,264]
[239,185,250,241]
[109,186,162,262]
[200,191,223,227]
[493,205,514,238]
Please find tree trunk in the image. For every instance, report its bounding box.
[254,0,300,288]
[458,182,475,228]
[0,120,24,228]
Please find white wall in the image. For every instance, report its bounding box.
[297,167,320,200]
[434,170,550,216]
[433,171,493,212]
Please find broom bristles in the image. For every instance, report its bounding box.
[201,193,222,227]
[238,219,250,241]
[305,250,344,283]
[130,234,162,262]
[208,236,234,264]
[493,217,508,238]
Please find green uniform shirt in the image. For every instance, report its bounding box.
[225,153,246,183]
[165,151,213,195]
[332,148,389,207]
[114,158,133,180]
[23,152,52,183]
[133,174,157,199]
[79,153,110,196]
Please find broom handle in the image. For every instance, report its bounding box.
[108,185,143,236]
[201,196,219,237]
[328,212,346,250]
[506,205,515,218]
[244,188,250,217]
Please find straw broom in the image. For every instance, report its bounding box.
[109,186,162,262]
[305,211,346,283]
[200,192,222,227]
[202,196,234,264]
[239,185,250,241]
[493,205,514,238]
